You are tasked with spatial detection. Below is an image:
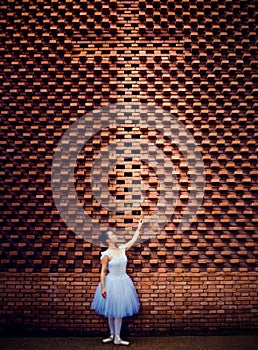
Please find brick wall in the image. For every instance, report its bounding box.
[1,271,257,336]
[0,0,257,336]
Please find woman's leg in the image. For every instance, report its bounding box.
[114,317,122,337]
[108,316,115,336]
[102,317,115,343]
[114,317,129,344]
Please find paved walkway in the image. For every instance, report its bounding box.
[1,335,258,350]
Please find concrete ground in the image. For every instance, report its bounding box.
[0,335,258,350]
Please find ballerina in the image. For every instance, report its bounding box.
[90,217,145,345]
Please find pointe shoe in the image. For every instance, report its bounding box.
[102,333,114,343]
[114,334,130,346]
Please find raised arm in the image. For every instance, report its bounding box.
[122,217,144,250]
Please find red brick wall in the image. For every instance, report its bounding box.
[1,271,257,336]
[0,0,257,336]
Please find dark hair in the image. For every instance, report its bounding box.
[99,231,109,246]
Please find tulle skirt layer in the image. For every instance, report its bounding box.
[90,273,140,318]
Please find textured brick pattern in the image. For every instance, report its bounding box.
[0,0,257,335]
[1,271,257,335]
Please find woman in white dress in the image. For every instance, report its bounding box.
[91,217,144,345]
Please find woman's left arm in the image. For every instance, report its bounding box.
[122,218,144,250]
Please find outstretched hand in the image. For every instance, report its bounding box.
[139,215,147,225]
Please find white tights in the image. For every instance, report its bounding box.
[108,316,122,337]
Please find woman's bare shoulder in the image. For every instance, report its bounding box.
[118,244,130,252]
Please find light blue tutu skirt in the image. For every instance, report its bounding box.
[91,273,140,318]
